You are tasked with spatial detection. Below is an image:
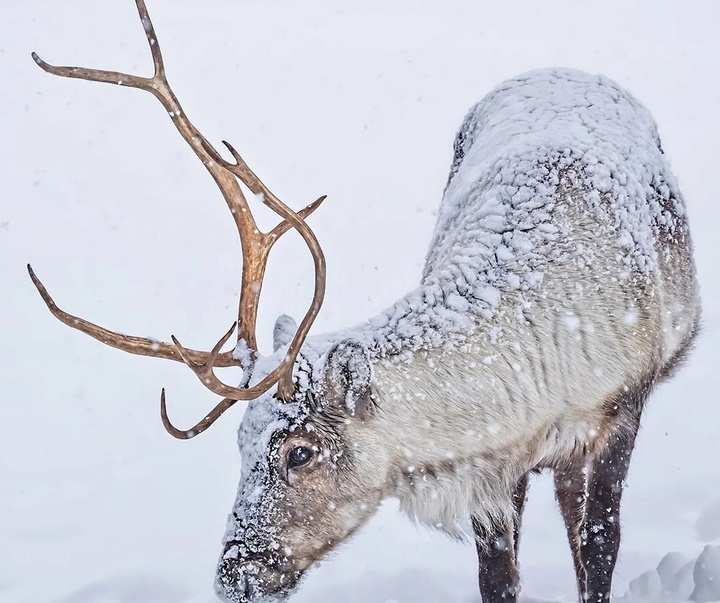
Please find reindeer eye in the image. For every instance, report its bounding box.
[287,446,314,469]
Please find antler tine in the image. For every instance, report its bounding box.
[136,0,165,79]
[27,264,236,367]
[268,195,328,240]
[31,0,164,95]
[160,389,238,439]
[171,322,238,371]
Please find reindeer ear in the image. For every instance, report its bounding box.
[273,315,297,352]
[319,341,375,420]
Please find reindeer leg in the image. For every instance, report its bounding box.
[580,425,639,602]
[512,473,529,560]
[473,473,529,602]
[554,422,640,603]
[554,462,587,593]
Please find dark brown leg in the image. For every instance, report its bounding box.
[554,461,586,590]
[554,423,640,602]
[473,473,529,602]
[512,473,529,560]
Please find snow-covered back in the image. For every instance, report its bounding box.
[301,68,684,362]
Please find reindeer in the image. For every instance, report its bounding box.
[30,1,701,602]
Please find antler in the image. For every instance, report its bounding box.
[30,0,327,436]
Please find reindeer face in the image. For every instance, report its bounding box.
[215,341,388,603]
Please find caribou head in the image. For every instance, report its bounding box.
[215,338,388,601]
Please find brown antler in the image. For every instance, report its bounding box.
[27,264,237,367]
[31,0,327,436]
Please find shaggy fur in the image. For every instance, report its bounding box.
[215,68,701,603]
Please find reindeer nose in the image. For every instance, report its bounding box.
[216,551,296,603]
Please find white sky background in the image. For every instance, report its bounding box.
[1,1,719,602]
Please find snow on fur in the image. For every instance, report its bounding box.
[221,67,698,600]
[352,67,684,360]
[236,68,683,377]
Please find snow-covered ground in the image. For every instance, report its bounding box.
[2,1,719,602]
